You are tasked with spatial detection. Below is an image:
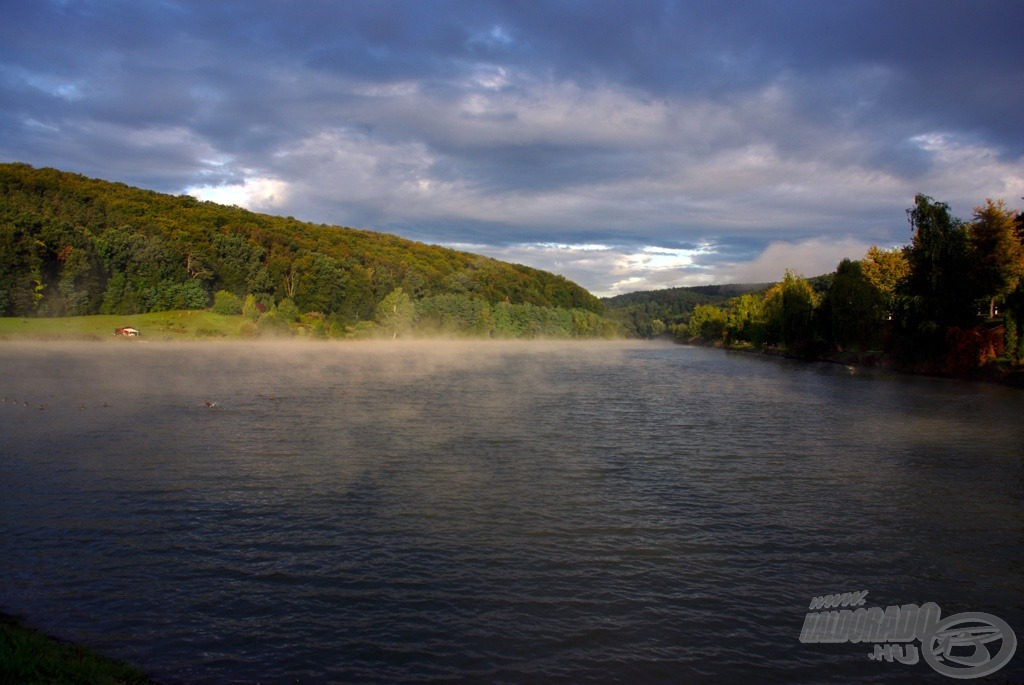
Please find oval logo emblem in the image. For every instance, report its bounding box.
[922,612,1017,679]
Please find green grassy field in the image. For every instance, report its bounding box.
[0,611,156,684]
[0,311,243,341]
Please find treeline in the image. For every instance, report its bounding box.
[602,283,769,337]
[678,194,1024,376]
[222,288,619,339]
[0,163,618,338]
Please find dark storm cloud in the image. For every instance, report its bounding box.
[1,0,1021,294]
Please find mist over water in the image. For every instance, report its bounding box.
[1,341,1022,683]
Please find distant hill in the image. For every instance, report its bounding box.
[601,283,771,337]
[0,163,603,322]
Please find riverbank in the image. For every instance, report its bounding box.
[681,338,1024,388]
[0,610,157,684]
[0,311,242,342]
[0,309,626,342]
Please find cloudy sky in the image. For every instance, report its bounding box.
[2,1,1022,296]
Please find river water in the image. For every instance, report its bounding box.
[0,340,1021,683]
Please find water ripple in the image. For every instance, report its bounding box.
[0,342,1022,683]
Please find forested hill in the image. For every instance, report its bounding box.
[602,283,771,337]
[0,163,603,322]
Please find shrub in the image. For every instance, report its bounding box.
[237,320,259,338]
[212,290,243,315]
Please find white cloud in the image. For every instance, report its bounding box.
[906,132,1024,214]
[442,241,719,297]
[187,176,290,211]
[713,236,875,284]
[624,245,714,271]
[470,65,510,90]
[447,235,877,298]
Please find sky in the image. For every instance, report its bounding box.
[2,1,1023,297]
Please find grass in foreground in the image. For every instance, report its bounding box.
[0,612,156,685]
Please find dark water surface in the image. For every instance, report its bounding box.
[1,341,1022,683]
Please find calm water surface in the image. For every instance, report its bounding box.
[0,341,1022,683]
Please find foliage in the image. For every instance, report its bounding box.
[898,194,976,358]
[1006,278,1024,363]
[944,326,1004,376]
[684,304,728,343]
[761,270,818,354]
[276,297,300,323]
[724,293,768,348]
[237,319,259,338]
[241,294,260,322]
[0,163,603,320]
[969,199,1023,317]
[255,309,288,335]
[603,283,767,337]
[415,293,492,336]
[212,290,242,315]
[861,245,909,316]
[818,259,884,351]
[656,193,1024,376]
[375,288,415,338]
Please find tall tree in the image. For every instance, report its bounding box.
[900,194,976,344]
[375,288,415,339]
[861,245,910,318]
[821,259,884,351]
[686,304,728,342]
[1001,210,1024,361]
[289,251,349,316]
[969,199,1024,318]
[763,270,817,353]
[725,293,768,347]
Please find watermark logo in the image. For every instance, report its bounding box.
[799,591,1017,679]
[923,612,1017,679]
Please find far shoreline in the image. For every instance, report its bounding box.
[675,337,1024,389]
[0,311,627,343]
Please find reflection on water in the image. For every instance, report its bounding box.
[0,341,1022,683]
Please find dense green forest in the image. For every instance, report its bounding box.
[673,194,1024,378]
[601,283,772,337]
[0,163,620,338]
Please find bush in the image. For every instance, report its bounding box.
[256,309,292,335]
[212,290,242,315]
[687,304,728,342]
[237,320,259,338]
[241,294,260,322]
[277,297,300,322]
